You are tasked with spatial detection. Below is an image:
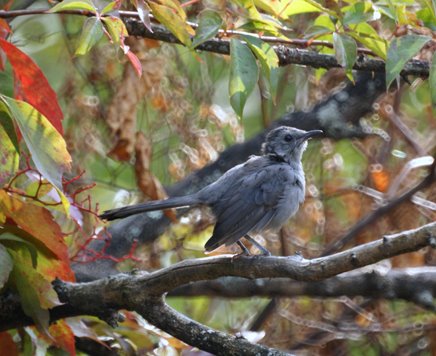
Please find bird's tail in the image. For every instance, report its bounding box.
[99,195,201,221]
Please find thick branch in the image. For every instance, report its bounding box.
[0,9,431,76]
[123,17,429,77]
[2,223,435,343]
[138,298,288,355]
[170,267,436,310]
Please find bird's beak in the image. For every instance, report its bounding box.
[301,129,323,141]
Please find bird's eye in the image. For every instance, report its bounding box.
[284,134,293,142]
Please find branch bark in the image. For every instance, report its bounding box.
[123,17,429,77]
[0,9,431,77]
[1,222,435,354]
[170,267,436,310]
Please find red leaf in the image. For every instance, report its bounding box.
[0,332,18,356]
[126,50,142,77]
[0,39,64,135]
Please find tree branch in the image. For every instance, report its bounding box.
[0,9,431,76]
[170,267,436,310]
[1,222,435,354]
[123,17,429,77]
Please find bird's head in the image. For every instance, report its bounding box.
[262,126,323,164]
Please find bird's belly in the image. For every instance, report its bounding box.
[268,191,303,230]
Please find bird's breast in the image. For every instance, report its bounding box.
[268,173,305,229]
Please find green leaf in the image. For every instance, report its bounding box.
[313,13,335,31]
[192,9,223,48]
[342,2,374,25]
[0,244,13,289]
[7,246,55,333]
[282,0,324,16]
[49,0,96,13]
[386,35,431,88]
[0,96,72,190]
[0,111,19,186]
[349,23,387,59]
[149,2,193,47]
[333,33,357,71]
[253,0,281,16]
[75,17,104,56]
[0,232,39,268]
[229,38,259,118]
[429,53,436,110]
[101,1,117,15]
[102,17,128,44]
[243,36,279,102]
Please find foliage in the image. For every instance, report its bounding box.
[0,0,435,354]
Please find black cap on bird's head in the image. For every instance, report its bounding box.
[262,126,323,163]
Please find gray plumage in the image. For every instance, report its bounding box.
[100,126,322,254]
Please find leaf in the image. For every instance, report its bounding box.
[0,190,70,264]
[0,19,11,43]
[0,96,72,189]
[229,38,259,118]
[342,2,374,25]
[243,36,279,102]
[192,9,223,48]
[282,0,323,16]
[101,1,117,15]
[386,35,431,88]
[0,111,19,186]
[153,0,187,20]
[75,17,104,56]
[0,244,12,289]
[0,39,64,135]
[49,0,96,13]
[102,16,128,44]
[8,243,62,309]
[132,0,153,32]
[349,23,387,59]
[430,52,436,110]
[0,232,38,268]
[7,246,54,332]
[312,13,335,31]
[126,50,143,77]
[49,320,76,355]
[0,332,18,356]
[253,0,281,16]
[333,33,357,71]
[149,1,194,47]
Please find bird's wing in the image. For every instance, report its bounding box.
[204,164,292,251]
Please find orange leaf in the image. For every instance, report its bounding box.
[38,254,75,282]
[0,19,10,41]
[370,168,390,192]
[0,190,69,263]
[49,320,76,355]
[0,39,64,135]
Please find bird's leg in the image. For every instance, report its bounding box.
[236,240,251,255]
[244,234,271,256]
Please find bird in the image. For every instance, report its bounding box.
[100,126,322,255]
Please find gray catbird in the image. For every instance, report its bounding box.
[100,126,322,255]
